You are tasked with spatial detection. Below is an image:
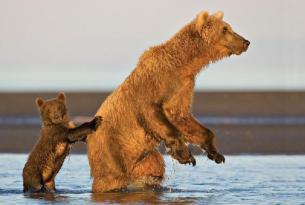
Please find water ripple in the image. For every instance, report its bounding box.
[0,155,305,204]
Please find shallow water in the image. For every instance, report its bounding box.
[0,154,304,205]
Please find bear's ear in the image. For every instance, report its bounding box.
[57,92,66,101]
[36,97,45,108]
[213,11,224,20]
[195,11,209,33]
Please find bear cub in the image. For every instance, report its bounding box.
[23,92,102,193]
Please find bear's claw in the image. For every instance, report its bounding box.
[207,152,225,164]
[168,147,196,166]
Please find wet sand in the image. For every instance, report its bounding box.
[0,91,304,154]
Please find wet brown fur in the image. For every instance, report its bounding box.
[23,92,102,193]
[87,11,249,192]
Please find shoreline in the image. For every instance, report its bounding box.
[1,123,304,155]
[1,91,304,154]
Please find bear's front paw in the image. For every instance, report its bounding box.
[207,152,225,164]
[167,140,196,166]
[171,149,196,166]
[202,143,225,164]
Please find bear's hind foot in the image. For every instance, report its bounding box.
[92,176,128,193]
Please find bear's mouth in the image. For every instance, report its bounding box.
[227,40,250,56]
[235,50,243,55]
[231,46,248,55]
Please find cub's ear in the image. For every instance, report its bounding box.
[36,97,45,108]
[57,92,66,101]
[195,11,209,33]
[212,11,224,20]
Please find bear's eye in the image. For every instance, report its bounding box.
[223,27,228,34]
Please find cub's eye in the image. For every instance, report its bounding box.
[223,27,228,33]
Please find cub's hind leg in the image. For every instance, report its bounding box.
[23,171,43,193]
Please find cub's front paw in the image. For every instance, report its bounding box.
[81,135,88,143]
[91,116,103,131]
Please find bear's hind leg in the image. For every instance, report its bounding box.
[92,175,128,193]
[43,179,56,193]
[131,150,165,188]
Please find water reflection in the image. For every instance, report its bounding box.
[90,190,199,204]
[24,192,68,202]
[23,189,198,204]
[91,191,162,204]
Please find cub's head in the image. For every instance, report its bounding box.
[36,92,69,125]
[195,11,249,57]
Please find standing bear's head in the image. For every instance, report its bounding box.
[36,92,70,126]
[195,11,250,58]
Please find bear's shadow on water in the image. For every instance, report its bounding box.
[22,187,215,204]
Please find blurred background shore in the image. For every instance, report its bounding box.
[1,91,304,155]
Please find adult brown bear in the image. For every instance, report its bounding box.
[87,11,249,192]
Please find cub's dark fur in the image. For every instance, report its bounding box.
[23,92,102,193]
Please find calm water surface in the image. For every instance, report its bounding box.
[0,154,304,205]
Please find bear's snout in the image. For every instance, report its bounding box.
[54,114,61,120]
[244,40,250,48]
